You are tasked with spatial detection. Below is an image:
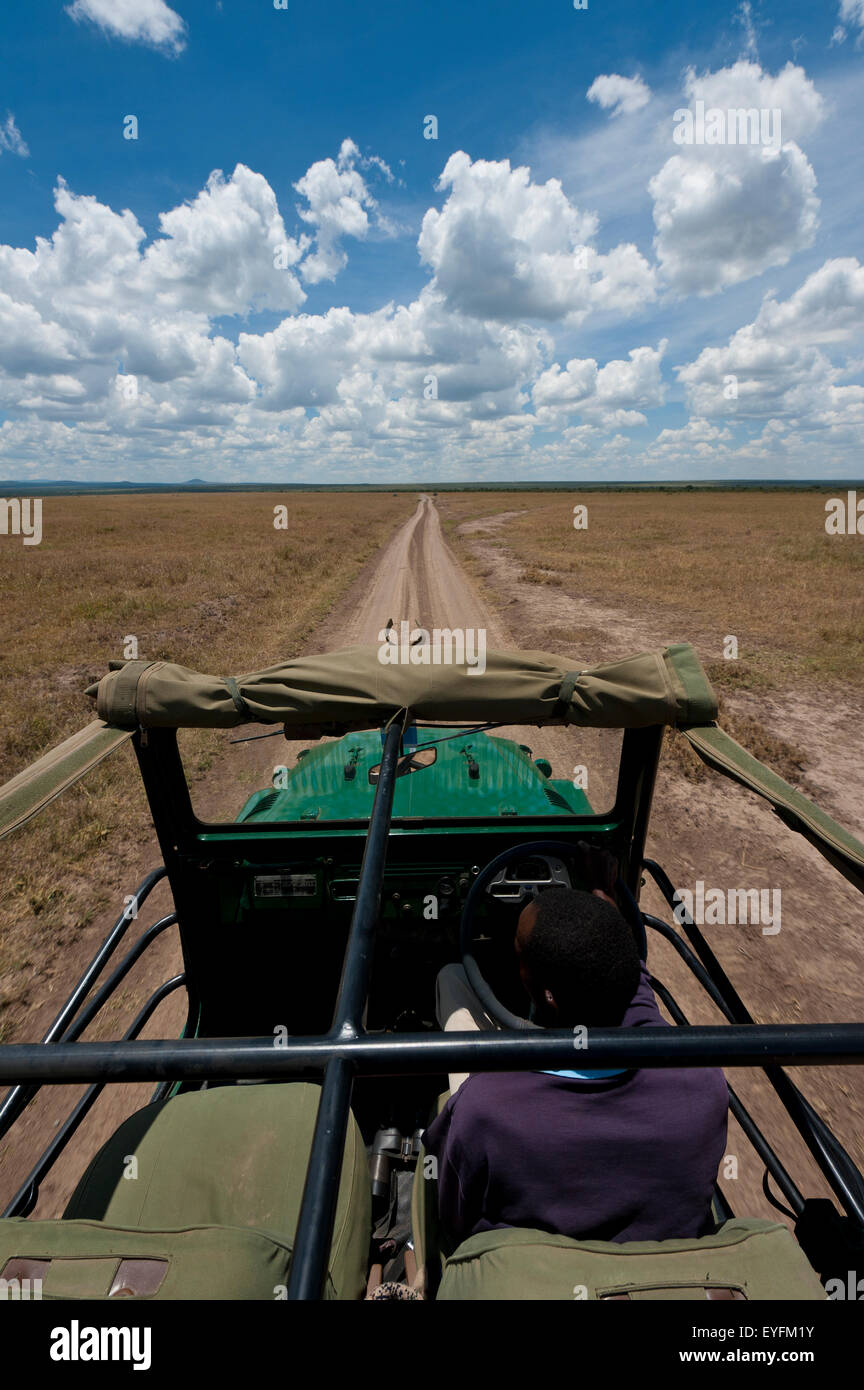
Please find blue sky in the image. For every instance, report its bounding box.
[0,0,862,480]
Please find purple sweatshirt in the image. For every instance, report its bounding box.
[422,965,729,1246]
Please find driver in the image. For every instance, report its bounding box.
[423,847,729,1246]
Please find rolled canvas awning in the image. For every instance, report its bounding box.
[1,642,862,898]
[85,641,718,732]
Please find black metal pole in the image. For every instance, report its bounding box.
[1,1023,864,1084]
[285,718,403,1301]
[2,975,185,1219]
[0,866,167,1141]
[62,914,177,1042]
[643,860,753,1021]
[330,721,403,1038]
[623,728,663,899]
[282,1056,354,1298]
[644,862,864,1224]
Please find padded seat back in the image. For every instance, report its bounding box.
[0,1083,370,1300]
[436,1220,826,1301]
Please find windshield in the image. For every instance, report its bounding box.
[181,725,624,825]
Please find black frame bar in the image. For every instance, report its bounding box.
[1,1023,863,1083]
[61,913,178,1043]
[2,719,863,1298]
[286,717,404,1299]
[3,975,186,1219]
[0,867,168,1144]
[643,862,864,1224]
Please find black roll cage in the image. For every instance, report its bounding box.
[1,719,863,1297]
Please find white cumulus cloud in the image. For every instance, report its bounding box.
[0,144,558,476]
[418,151,656,323]
[586,74,652,118]
[678,258,864,432]
[143,164,308,315]
[642,418,734,466]
[66,0,187,54]
[533,343,667,426]
[650,61,825,296]
[294,138,393,284]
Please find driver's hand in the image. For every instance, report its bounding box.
[575,840,620,908]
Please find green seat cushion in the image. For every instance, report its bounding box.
[57,1082,369,1299]
[437,1219,826,1301]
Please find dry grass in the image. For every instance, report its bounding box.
[440,490,864,690]
[441,488,863,792]
[0,491,413,1027]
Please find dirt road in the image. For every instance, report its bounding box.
[3,493,862,1231]
[313,494,621,802]
[329,493,500,644]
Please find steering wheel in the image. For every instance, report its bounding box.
[459,840,582,1031]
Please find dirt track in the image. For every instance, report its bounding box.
[330,493,498,644]
[2,494,862,1230]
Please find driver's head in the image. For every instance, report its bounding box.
[514,886,640,1028]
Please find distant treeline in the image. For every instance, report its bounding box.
[1,479,861,496]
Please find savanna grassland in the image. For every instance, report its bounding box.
[0,491,414,1040]
[439,489,864,689]
[437,488,864,790]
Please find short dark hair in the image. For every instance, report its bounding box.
[522,886,641,1027]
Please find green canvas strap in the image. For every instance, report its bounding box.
[552,672,579,721]
[101,659,160,727]
[664,644,718,725]
[684,723,864,893]
[0,721,134,841]
[223,676,257,722]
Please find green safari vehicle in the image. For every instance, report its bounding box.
[0,641,862,1300]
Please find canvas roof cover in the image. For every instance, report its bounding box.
[85,641,718,731]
